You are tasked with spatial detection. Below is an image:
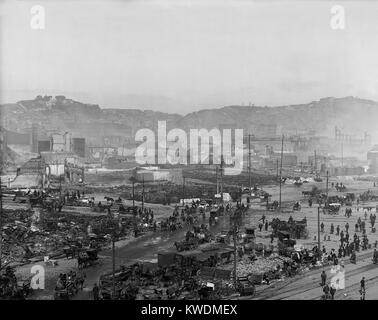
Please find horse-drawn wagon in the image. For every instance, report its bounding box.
[54,281,78,300]
[293,202,301,211]
[323,203,341,215]
[277,231,296,257]
[215,230,231,244]
[77,248,99,268]
[237,276,256,296]
[174,239,199,252]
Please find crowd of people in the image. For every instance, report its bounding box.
[316,201,378,300]
[0,266,26,299]
[55,270,86,299]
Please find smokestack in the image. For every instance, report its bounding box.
[31,124,38,153]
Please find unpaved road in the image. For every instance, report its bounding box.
[248,249,378,300]
[23,177,378,299]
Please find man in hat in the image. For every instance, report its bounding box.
[321,270,327,286]
[360,277,366,300]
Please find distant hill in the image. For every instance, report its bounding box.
[176,97,378,138]
[0,95,181,146]
[1,95,378,145]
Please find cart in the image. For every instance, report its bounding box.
[237,276,255,296]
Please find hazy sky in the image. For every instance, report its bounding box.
[2,0,378,113]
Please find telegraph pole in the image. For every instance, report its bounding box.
[317,205,321,255]
[276,159,279,180]
[248,134,251,192]
[233,218,237,289]
[132,180,135,209]
[182,176,185,206]
[216,166,219,194]
[129,176,136,210]
[220,156,224,204]
[59,174,62,198]
[0,175,3,271]
[326,170,329,200]
[279,135,284,209]
[112,233,116,298]
[107,215,117,298]
[141,176,145,211]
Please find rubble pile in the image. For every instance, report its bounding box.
[0,266,31,300]
[98,261,237,300]
[223,254,292,282]
[0,208,135,267]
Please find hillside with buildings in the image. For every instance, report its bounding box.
[176,96,378,139]
[1,95,378,175]
[1,96,378,138]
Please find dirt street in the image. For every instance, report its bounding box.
[20,177,378,300]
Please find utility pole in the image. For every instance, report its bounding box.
[112,233,116,298]
[279,135,284,210]
[59,174,62,198]
[129,176,136,211]
[233,219,237,289]
[141,176,145,211]
[276,158,279,180]
[107,215,117,299]
[132,180,135,209]
[182,176,185,206]
[248,134,251,192]
[317,205,321,255]
[0,175,3,271]
[39,155,44,191]
[101,145,105,168]
[314,150,317,173]
[326,170,329,201]
[215,166,219,194]
[220,156,224,205]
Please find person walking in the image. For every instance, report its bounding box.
[330,285,336,300]
[77,271,86,290]
[323,283,330,300]
[340,232,344,247]
[321,270,327,286]
[360,277,366,300]
[93,283,100,300]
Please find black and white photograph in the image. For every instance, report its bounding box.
[1,0,378,305]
